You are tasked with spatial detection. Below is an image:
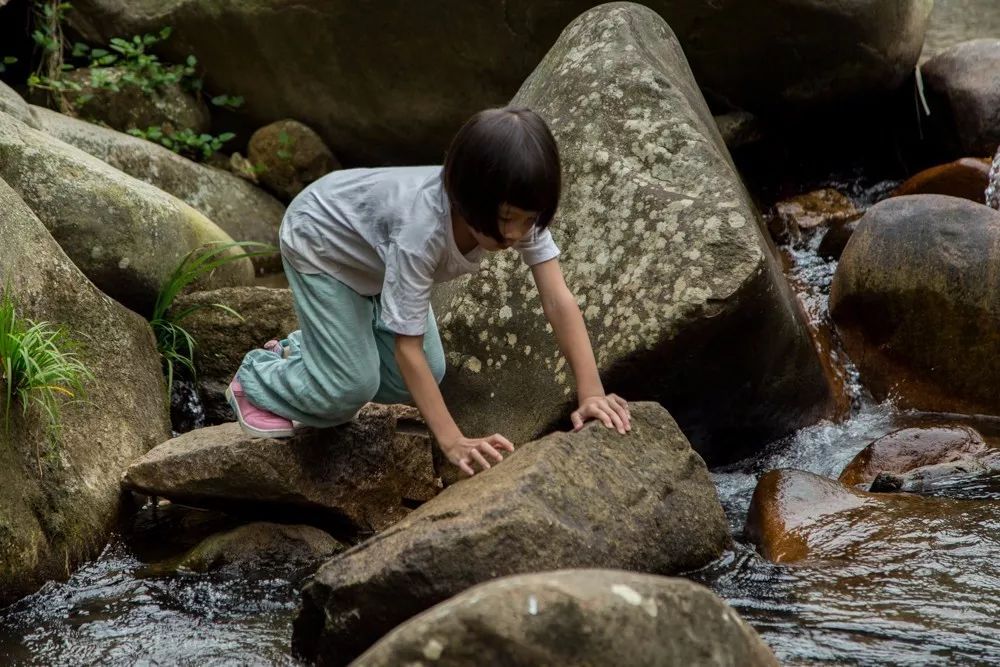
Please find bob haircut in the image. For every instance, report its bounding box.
[443,106,561,243]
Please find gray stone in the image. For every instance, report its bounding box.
[0,109,253,314]
[122,404,440,533]
[0,176,170,606]
[292,402,729,664]
[434,3,835,464]
[353,570,778,667]
[0,80,39,128]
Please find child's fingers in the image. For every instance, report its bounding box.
[604,406,626,434]
[478,441,504,463]
[459,459,475,476]
[571,412,584,431]
[470,449,492,471]
[610,400,631,430]
[489,434,516,452]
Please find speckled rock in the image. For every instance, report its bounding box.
[830,195,1000,414]
[352,570,778,667]
[166,522,345,577]
[33,106,284,273]
[0,109,253,315]
[121,404,441,533]
[0,176,170,606]
[248,119,340,201]
[169,286,297,423]
[292,403,729,664]
[63,66,211,135]
[65,0,931,164]
[921,39,1000,156]
[0,80,39,128]
[433,3,835,464]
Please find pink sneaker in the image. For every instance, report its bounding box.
[225,375,295,438]
[263,339,291,358]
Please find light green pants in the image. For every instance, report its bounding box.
[238,258,446,427]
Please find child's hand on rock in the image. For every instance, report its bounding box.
[571,394,631,434]
[443,434,515,476]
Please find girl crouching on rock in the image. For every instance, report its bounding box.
[227,106,630,476]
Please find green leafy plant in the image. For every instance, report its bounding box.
[0,56,18,74]
[0,286,93,472]
[277,129,295,160]
[128,125,236,161]
[150,241,277,395]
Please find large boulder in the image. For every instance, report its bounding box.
[66,0,931,164]
[121,404,441,533]
[247,119,340,201]
[169,286,297,422]
[830,195,1000,415]
[892,157,992,204]
[0,110,253,315]
[292,402,729,664]
[434,3,835,464]
[353,570,778,667]
[0,176,170,606]
[32,106,284,273]
[921,39,1000,157]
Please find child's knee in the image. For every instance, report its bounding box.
[339,374,380,410]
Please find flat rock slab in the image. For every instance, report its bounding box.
[292,402,729,664]
[353,570,778,667]
[122,405,440,533]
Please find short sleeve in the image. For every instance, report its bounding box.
[515,226,560,266]
[380,244,435,336]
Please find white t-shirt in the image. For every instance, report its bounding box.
[279,166,560,335]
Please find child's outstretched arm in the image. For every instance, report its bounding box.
[530,258,631,434]
[395,335,515,476]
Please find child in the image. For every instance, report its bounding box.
[227,106,630,476]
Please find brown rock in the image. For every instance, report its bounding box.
[746,469,969,563]
[830,195,1000,414]
[248,119,340,201]
[817,216,862,260]
[292,403,730,664]
[839,425,990,487]
[772,188,860,241]
[353,570,778,667]
[121,404,440,534]
[892,158,992,203]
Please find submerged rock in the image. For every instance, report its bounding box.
[830,195,1000,415]
[921,39,1000,156]
[435,3,835,465]
[839,425,991,488]
[248,119,340,201]
[33,106,285,274]
[292,402,729,664]
[0,177,170,606]
[121,404,440,533]
[352,570,778,667]
[164,522,345,578]
[0,110,253,315]
[770,188,860,242]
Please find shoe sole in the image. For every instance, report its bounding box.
[225,385,295,439]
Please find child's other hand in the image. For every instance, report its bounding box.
[443,434,515,477]
[571,394,631,434]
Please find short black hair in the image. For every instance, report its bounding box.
[443,106,561,242]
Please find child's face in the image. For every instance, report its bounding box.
[471,203,539,251]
